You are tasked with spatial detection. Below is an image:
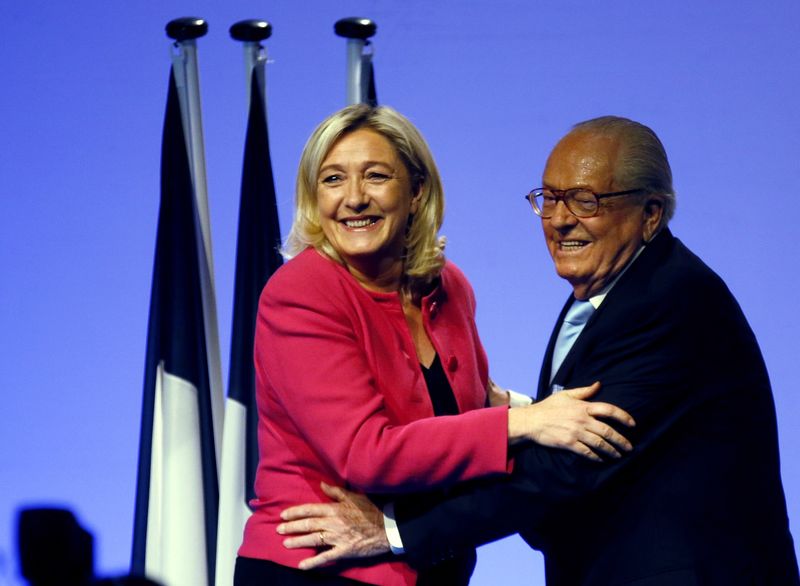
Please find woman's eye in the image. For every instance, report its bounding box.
[366,172,390,182]
[321,174,342,185]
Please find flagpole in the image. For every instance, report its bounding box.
[132,19,220,584]
[334,17,377,105]
[214,19,277,586]
[230,19,272,106]
[166,17,225,465]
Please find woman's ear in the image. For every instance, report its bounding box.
[409,183,423,215]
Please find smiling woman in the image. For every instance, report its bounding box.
[285,105,447,297]
[233,104,636,586]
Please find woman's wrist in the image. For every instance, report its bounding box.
[507,405,538,447]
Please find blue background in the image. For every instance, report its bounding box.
[1,1,798,584]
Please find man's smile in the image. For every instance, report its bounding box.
[557,240,590,251]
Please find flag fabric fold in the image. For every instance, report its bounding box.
[365,50,378,106]
[132,66,219,586]
[215,66,283,586]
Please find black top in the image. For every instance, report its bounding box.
[417,354,474,586]
[421,354,459,416]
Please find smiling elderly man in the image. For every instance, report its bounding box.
[279,116,800,586]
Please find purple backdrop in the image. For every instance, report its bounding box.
[1,1,798,583]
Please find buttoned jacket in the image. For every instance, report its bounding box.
[239,248,510,586]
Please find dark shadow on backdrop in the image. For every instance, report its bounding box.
[16,506,162,586]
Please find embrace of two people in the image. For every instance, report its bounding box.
[233,104,798,586]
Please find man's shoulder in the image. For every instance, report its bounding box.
[605,231,757,357]
[592,231,742,340]
[628,230,731,302]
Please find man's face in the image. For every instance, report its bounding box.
[541,131,661,299]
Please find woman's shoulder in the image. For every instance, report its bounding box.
[440,259,473,291]
[438,259,478,308]
[262,248,345,301]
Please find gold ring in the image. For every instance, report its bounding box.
[319,532,326,547]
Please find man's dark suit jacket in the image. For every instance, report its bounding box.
[395,230,799,585]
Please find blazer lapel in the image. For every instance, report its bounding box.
[538,230,677,399]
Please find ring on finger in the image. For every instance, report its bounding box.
[318,532,327,547]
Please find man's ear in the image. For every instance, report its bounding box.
[642,197,664,242]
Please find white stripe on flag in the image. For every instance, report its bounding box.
[145,362,209,586]
[215,397,252,586]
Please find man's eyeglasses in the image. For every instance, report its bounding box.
[525,188,644,218]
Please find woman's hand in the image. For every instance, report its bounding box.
[507,382,635,461]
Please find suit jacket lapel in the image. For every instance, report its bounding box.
[537,229,677,400]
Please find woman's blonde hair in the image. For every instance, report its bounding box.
[285,104,446,293]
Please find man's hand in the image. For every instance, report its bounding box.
[278,483,390,570]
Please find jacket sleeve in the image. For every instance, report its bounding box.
[255,262,510,494]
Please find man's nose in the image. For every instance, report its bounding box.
[548,200,578,229]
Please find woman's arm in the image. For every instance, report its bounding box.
[491,379,634,459]
[257,268,510,494]
[508,383,634,460]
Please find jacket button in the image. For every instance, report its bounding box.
[447,356,458,372]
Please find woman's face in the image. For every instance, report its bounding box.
[316,128,420,279]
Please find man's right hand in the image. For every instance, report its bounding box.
[278,482,390,570]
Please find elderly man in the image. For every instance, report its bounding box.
[279,116,799,585]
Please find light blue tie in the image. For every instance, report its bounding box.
[550,299,595,383]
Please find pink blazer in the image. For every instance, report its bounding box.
[239,248,509,585]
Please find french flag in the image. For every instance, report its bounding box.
[215,65,283,586]
[131,66,220,586]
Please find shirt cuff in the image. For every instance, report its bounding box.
[507,389,534,407]
[383,502,405,554]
